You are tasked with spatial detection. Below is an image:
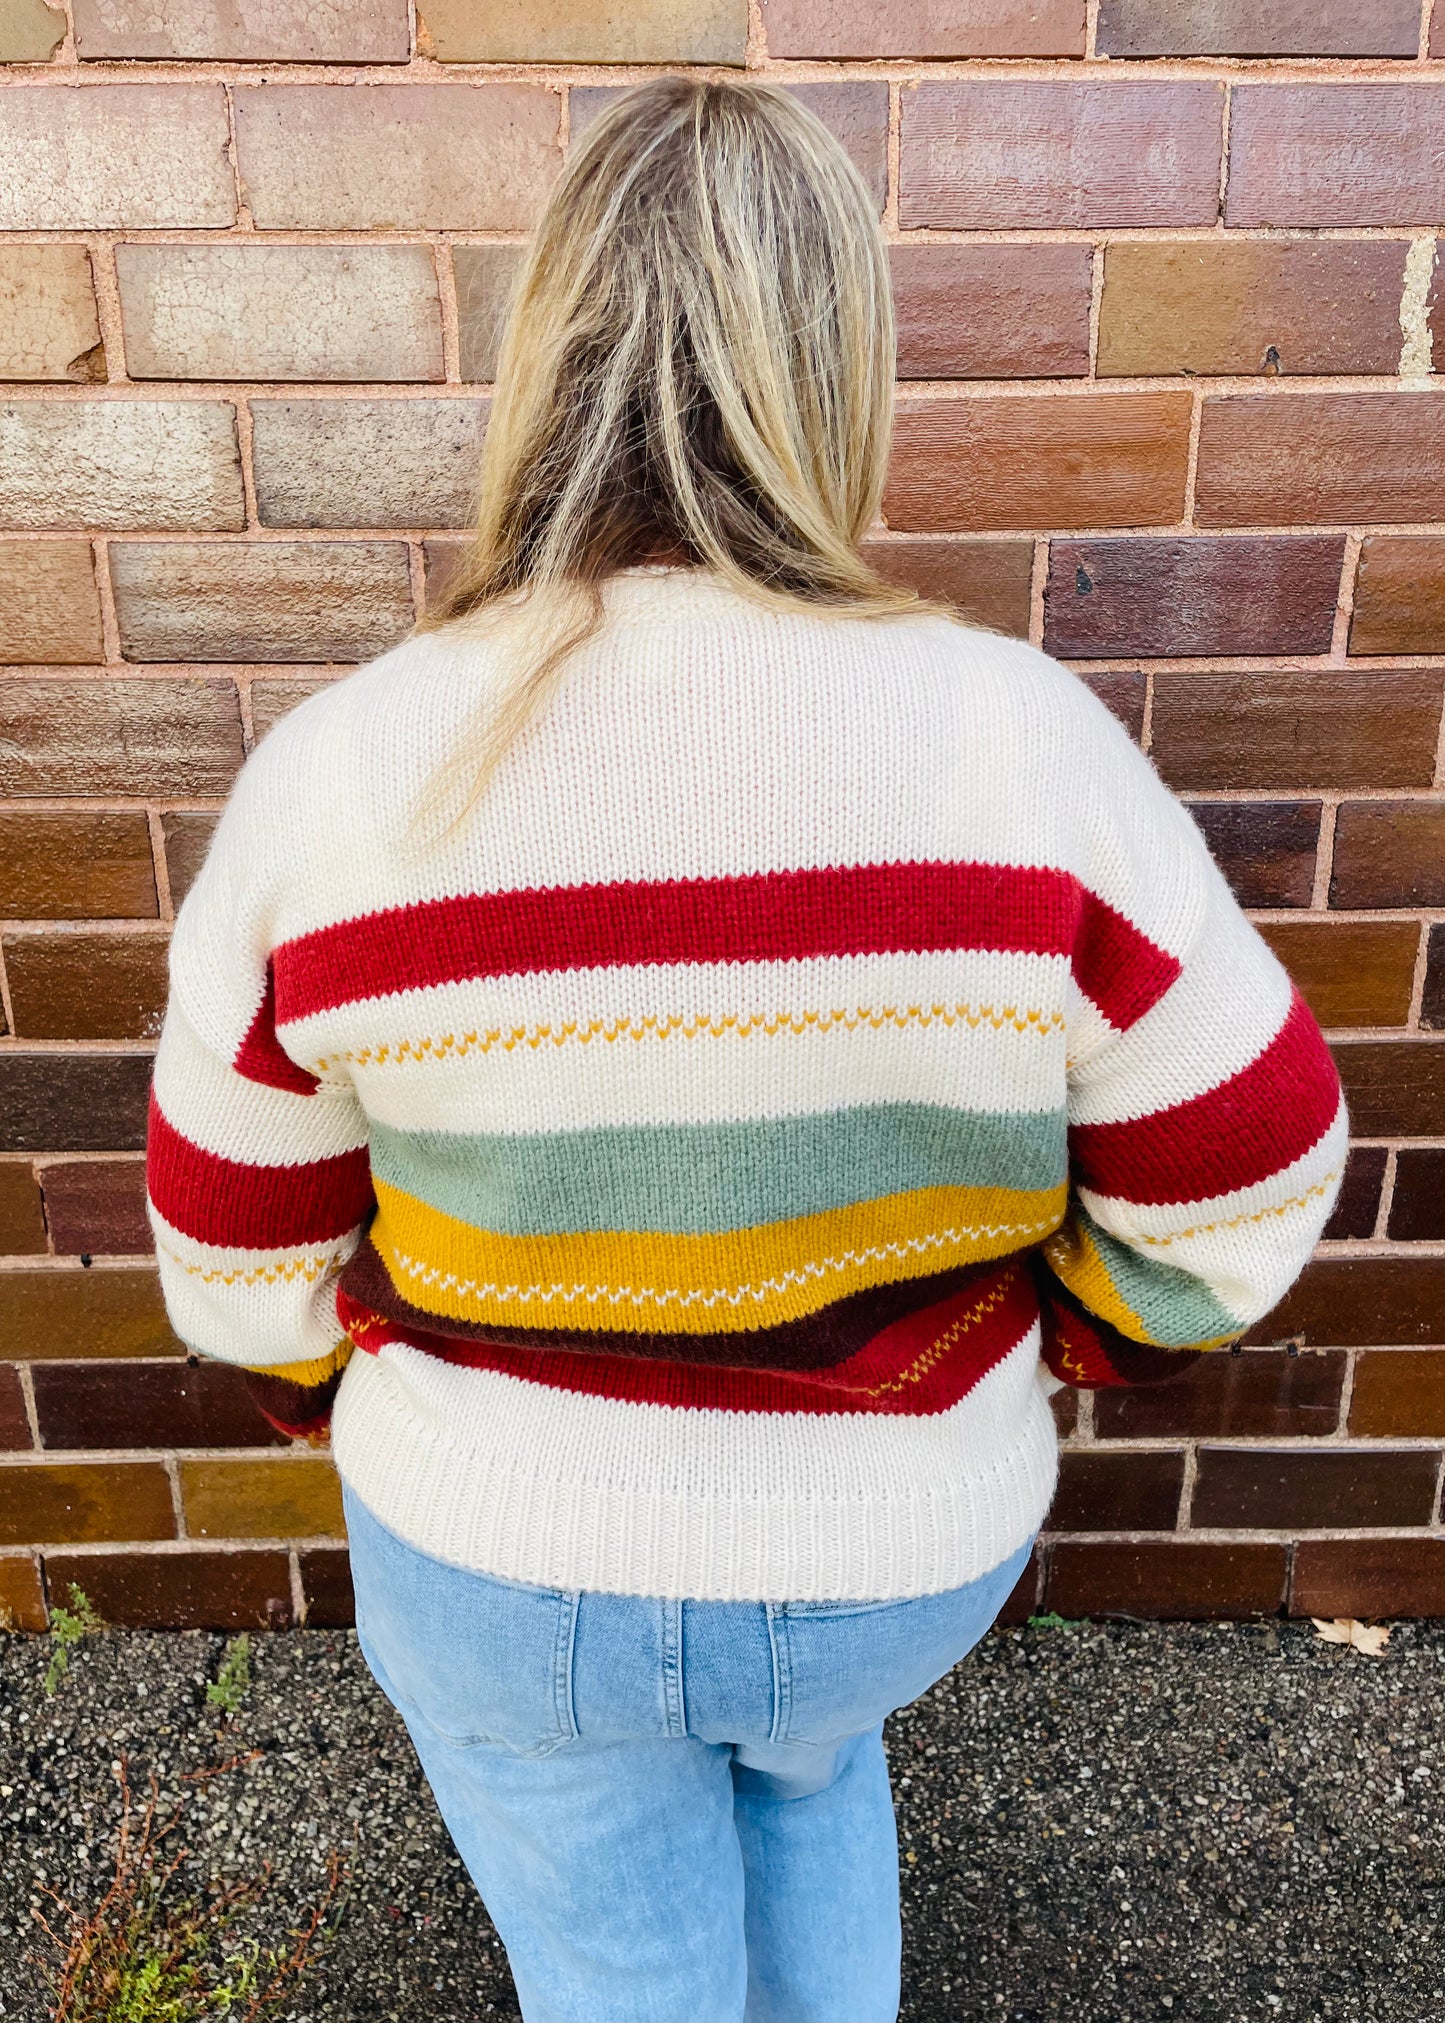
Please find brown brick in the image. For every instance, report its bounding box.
[250,677,342,743]
[1350,537,1445,657]
[0,1552,46,1629]
[33,1359,283,1451]
[1349,1350,1445,1438]
[422,536,468,611]
[900,82,1222,231]
[0,0,65,60]
[0,541,104,664]
[0,678,244,798]
[73,0,410,60]
[117,244,443,384]
[1095,1349,1346,1441]
[1198,394,1445,530]
[1248,1254,1445,1347]
[38,1159,150,1255]
[891,245,1091,381]
[0,245,103,382]
[1330,802,1445,911]
[112,542,412,663]
[1255,919,1418,1030]
[1077,669,1146,744]
[996,1544,1044,1626]
[1194,1446,1438,1531]
[762,0,1085,57]
[1292,1538,1445,1621]
[1098,0,1418,56]
[43,1547,292,1629]
[159,812,217,908]
[180,1456,344,1540]
[5,928,168,1042]
[1050,1388,1078,1439]
[0,1460,174,1545]
[453,244,526,384]
[0,1164,46,1257]
[1228,85,1445,228]
[299,1544,355,1627]
[0,86,233,230]
[234,84,560,232]
[0,811,156,919]
[420,0,744,59]
[0,1366,31,1451]
[1098,239,1406,380]
[1046,536,1342,660]
[1425,927,1445,1031]
[1047,1450,1184,1532]
[1185,801,1319,911]
[0,400,243,533]
[1150,671,1444,793]
[1321,1144,1387,1241]
[1388,1150,1445,1244]
[0,1053,152,1155]
[252,399,488,530]
[886,393,1190,534]
[1047,1539,1287,1620]
[1333,1043,1445,1139]
[861,537,1032,636]
[0,1267,180,1361]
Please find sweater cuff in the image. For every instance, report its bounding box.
[243,1343,353,1439]
[1035,1269,1210,1390]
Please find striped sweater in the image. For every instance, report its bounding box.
[147,568,1344,1602]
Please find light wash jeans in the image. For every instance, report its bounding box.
[344,1485,1032,2023]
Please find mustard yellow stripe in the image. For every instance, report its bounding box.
[240,1343,352,1387]
[1043,1217,1235,1351]
[370,1175,1067,1336]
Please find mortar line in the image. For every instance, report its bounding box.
[1027,538,1049,648]
[1216,80,1232,227]
[1309,799,1339,910]
[85,238,127,383]
[1327,533,1363,664]
[1407,919,1434,1027]
[17,1362,41,1450]
[91,535,123,664]
[1177,1443,1198,1531]
[1373,1152,1398,1241]
[1421,0,1434,66]
[885,81,901,233]
[1086,239,1105,376]
[146,806,175,921]
[433,237,462,384]
[1180,388,1203,527]
[289,1548,307,1625]
[0,942,15,1043]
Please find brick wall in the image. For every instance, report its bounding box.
[2,0,1443,1634]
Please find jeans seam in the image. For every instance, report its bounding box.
[554,1590,581,1742]
[662,1598,686,1737]
[765,1602,791,1745]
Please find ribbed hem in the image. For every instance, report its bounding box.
[331,1335,1058,1603]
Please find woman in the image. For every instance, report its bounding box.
[147,76,1344,2023]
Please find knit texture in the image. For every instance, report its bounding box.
[146,569,1345,1600]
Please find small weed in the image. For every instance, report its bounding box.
[44,1586,103,1697]
[1027,1612,1079,1631]
[206,1638,252,1723]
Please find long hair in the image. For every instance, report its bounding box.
[418,73,926,830]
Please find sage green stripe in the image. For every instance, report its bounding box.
[1078,1204,1241,1348]
[368,1103,1067,1238]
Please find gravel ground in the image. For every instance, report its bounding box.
[2,1617,1442,2021]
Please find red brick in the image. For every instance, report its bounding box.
[0,1554,46,1631]
[73,0,410,61]
[1227,85,1445,228]
[0,540,104,664]
[38,1159,150,1255]
[421,0,746,60]
[1321,1145,1387,1241]
[112,542,413,665]
[0,1366,31,1451]
[1099,0,1418,56]
[0,1053,152,1156]
[996,1544,1044,1625]
[453,243,526,383]
[1256,919,1418,1030]
[43,1548,293,1629]
[1185,800,1319,910]
[886,393,1191,534]
[1330,802,1445,910]
[1425,927,1445,1031]
[1077,670,1145,744]
[1095,1350,1346,1441]
[1150,671,1444,794]
[159,812,218,908]
[32,1359,285,1451]
[1047,1450,1184,1532]
[890,245,1091,380]
[0,85,234,231]
[1098,239,1406,380]
[1292,1538,1445,1621]
[1333,1043,1445,1139]
[0,678,245,798]
[762,0,1084,56]
[0,1460,174,1545]
[0,1162,47,1256]
[252,398,488,531]
[1192,1447,1438,1530]
[1197,394,1445,529]
[4,928,168,1042]
[1247,1254,1445,1348]
[250,677,340,743]
[299,1545,355,1627]
[1047,1539,1287,1619]
[1349,1350,1445,1438]
[1388,1150,1445,1244]
[1050,1388,1078,1438]
[0,811,156,921]
[861,537,1032,636]
[0,400,244,533]
[1349,537,1445,656]
[0,1267,180,1362]
[1045,536,1342,660]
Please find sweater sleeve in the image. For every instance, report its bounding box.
[1035,709,1347,1391]
[146,752,375,1439]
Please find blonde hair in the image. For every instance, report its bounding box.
[420,73,927,827]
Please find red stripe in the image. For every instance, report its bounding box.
[1035,1263,1204,1389]
[336,1259,1037,1416]
[235,963,320,1095]
[270,859,1179,1032]
[147,1097,373,1249]
[1069,990,1341,1209]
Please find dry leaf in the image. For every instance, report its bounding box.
[1312,1616,1392,1656]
